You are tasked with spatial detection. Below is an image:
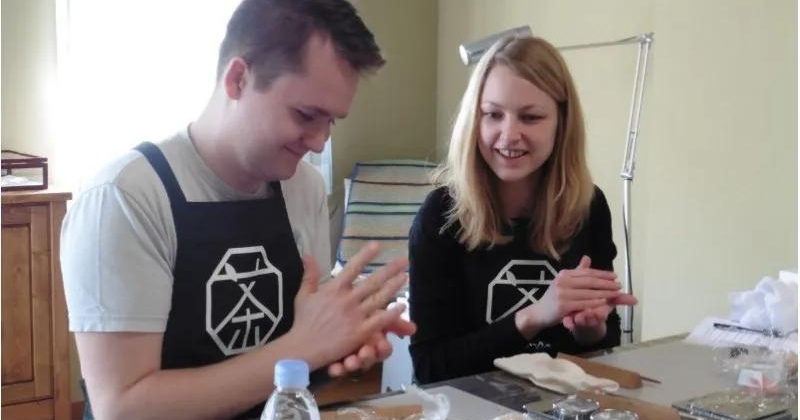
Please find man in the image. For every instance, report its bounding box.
[61,1,414,419]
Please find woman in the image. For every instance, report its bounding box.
[408,36,638,384]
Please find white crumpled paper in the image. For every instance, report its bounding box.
[729,270,798,334]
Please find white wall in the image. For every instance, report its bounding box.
[437,0,797,340]
[2,0,58,165]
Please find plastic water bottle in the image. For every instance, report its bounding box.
[260,359,320,420]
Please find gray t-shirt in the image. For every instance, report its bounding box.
[61,129,330,333]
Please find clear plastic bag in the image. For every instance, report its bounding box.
[708,345,797,410]
[327,385,450,420]
[713,346,794,384]
[400,385,450,420]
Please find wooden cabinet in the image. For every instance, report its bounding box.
[2,190,71,420]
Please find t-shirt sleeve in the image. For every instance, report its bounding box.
[311,175,332,279]
[61,182,173,332]
[589,186,622,349]
[590,187,617,271]
[282,162,331,279]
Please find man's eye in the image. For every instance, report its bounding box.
[295,109,314,122]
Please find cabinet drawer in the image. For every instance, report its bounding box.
[1,399,54,420]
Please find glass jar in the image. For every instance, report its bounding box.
[589,409,639,420]
[552,397,600,420]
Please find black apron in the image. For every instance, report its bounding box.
[136,142,303,419]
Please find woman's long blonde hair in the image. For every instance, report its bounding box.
[435,36,594,259]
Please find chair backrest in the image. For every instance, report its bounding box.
[337,160,437,273]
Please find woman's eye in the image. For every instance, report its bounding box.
[483,111,502,120]
[521,114,543,123]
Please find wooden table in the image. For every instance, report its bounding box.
[325,335,798,420]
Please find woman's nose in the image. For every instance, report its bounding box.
[500,118,522,143]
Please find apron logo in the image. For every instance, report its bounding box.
[486,260,557,324]
[527,341,552,352]
[206,246,283,356]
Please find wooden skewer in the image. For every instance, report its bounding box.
[640,375,661,384]
[557,353,663,389]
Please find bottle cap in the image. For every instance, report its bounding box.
[274,359,310,388]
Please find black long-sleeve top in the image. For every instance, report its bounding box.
[408,186,621,384]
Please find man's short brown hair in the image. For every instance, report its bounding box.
[218,0,385,89]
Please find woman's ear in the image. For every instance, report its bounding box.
[221,57,249,100]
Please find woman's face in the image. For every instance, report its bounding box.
[478,64,559,192]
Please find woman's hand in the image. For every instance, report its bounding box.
[559,257,638,345]
[563,293,638,331]
[515,256,622,340]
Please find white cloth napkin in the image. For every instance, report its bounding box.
[729,270,798,334]
[494,353,619,395]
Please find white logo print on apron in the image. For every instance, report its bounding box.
[206,246,283,356]
[486,260,558,323]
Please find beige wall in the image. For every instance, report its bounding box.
[327,0,438,255]
[437,0,798,340]
[2,0,58,162]
[331,0,439,198]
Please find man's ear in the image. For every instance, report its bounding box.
[222,57,249,100]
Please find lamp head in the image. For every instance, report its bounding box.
[458,26,532,65]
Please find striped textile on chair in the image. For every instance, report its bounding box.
[337,160,437,272]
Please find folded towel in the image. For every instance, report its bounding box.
[494,353,619,395]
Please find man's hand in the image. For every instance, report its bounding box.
[290,242,412,371]
[327,316,417,377]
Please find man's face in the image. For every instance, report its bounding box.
[227,34,359,184]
